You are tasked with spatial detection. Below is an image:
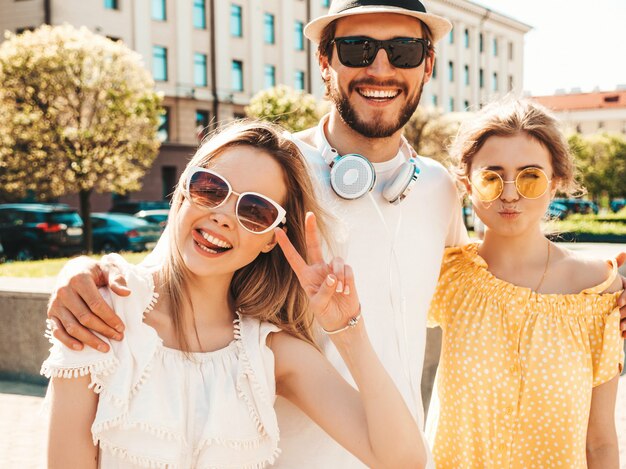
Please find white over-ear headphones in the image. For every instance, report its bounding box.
[317,117,420,204]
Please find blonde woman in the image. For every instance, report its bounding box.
[427,100,623,469]
[43,121,425,469]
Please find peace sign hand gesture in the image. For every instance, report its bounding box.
[275,212,360,335]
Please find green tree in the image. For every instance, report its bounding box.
[245,85,320,133]
[0,25,162,252]
[404,107,472,166]
[568,133,626,200]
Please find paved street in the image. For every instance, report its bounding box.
[1,241,625,467]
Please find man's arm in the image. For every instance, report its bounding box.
[47,256,129,352]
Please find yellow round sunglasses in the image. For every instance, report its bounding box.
[470,167,552,203]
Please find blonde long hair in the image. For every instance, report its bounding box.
[161,120,332,351]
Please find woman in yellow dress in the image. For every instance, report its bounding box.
[427,99,623,469]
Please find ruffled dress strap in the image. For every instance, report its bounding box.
[581,258,619,294]
[234,316,281,456]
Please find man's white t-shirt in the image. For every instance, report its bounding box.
[143,125,468,468]
[271,130,468,468]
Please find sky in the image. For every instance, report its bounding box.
[470,0,626,96]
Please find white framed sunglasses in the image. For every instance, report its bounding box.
[184,166,287,235]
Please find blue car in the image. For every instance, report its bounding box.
[546,201,568,220]
[552,198,598,215]
[90,213,162,253]
[610,199,626,213]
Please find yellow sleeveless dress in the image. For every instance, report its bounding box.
[428,243,624,469]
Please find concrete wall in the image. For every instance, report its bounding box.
[0,290,50,384]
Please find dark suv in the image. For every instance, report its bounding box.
[0,204,84,261]
[552,198,599,215]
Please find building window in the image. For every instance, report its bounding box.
[264,13,275,44]
[158,107,170,142]
[432,62,437,79]
[464,100,470,110]
[294,70,305,90]
[508,75,514,91]
[104,0,118,10]
[162,166,176,200]
[479,33,484,53]
[448,61,454,82]
[464,64,469,85]
[508,41,514,60]
[493,37,498,56]
[448,28,454,44]
[153,46,168,81]
[492,72,498,91]
[449,97,454,113]
[294,21,304,50]
[232,60,243,91]
[152,0,166,21]
[231,4,242,37]
[432,94,438,107]
[464,28,469,48]
[195,110,210,142]
[322,0,330,6]
[264,64,276,89]
[193,0,206,29]
[479,68,484,89]
[194,53,207,87]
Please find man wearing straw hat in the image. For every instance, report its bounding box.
[274,2,465,467]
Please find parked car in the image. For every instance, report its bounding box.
[0,203,84,261]
[546,201,568,220]
[552,198,599,215]
[110,200,170,215]
[90,213,162,253]
[134,209,169,232]
[610,198,626,213]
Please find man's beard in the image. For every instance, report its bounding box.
[328,77,424,139]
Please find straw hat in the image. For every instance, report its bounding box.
[304,0,452,44]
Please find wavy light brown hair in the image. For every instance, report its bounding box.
[451,98,581,196]
[162,120,333,351]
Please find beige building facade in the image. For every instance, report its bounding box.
[1,0,529,210]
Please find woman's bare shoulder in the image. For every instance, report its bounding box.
[554,245,621,293]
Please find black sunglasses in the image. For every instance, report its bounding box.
[330,36,431,69]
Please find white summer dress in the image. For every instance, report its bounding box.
[41,260,281,469]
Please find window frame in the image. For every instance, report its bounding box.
[194,52,208,87]
[264,13,275,44]
[193,0,206,29]
[152,45,168,82]
[232,60,244,92]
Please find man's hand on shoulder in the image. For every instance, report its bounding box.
[47,256,130,352]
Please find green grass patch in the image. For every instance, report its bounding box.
[0,252,148,277]
[545,214,626,236]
